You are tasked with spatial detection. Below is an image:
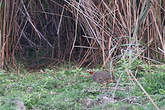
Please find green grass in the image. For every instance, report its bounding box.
[0,63,165,110]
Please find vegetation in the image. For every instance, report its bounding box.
[0,0,165,109]
[0,62,165,110]
[0,0,165,68]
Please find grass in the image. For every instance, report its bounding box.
[0,62,165,110]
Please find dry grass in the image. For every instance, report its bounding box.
[0,0,165,69]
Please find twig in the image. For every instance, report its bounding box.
[69,0,81,62]
[125,66,160,110]
[112,72,123,99]
[79,74,90,78]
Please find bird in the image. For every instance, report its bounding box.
[88,70,116,86]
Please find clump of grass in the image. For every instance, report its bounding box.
[142,71,165,95]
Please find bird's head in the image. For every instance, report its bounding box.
[87,70,94,75]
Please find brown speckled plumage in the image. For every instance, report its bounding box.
[90,71,116,84]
